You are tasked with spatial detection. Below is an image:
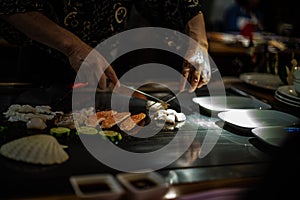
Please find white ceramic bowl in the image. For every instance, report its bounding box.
[116,171,169,200]
[69,174,124,200]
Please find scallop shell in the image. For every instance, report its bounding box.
[0,134,69,165]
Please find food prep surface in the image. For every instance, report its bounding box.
[0,87,275,198]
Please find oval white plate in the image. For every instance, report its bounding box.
[218,110,300,129]
[193,96,271,112]
[252,126,300,147]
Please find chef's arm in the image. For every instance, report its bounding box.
[0,11,119,88]
[186,11,208,51]
[180,12,211,92]
[0,12,79,58]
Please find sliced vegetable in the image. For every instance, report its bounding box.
[100,130,119,137]
[99,130,122,143]
[50,127,71,137]
[76,126,98,135]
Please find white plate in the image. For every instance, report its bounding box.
[192,96,271,112]
[217,110,300,129]
[240,73,284,90]
[275,92,300,108]
[252,126,300,147]
[276,85,300,102]
[275,95,300,108]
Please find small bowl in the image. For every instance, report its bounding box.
[116,171,169,200]
[69,174,124,200]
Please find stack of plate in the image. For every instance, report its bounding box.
[275,85,300,108]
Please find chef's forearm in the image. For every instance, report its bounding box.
[186,12,208,50]
[0,11,79,56]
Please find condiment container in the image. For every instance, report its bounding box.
[116,171,169,200]
[69,173,124,199]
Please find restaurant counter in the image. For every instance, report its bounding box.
[1,76,298,200]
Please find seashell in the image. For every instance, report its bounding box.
[0,134,69,165]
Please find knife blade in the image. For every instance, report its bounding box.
[145,89,185,111]
[164,90,185,103]
[120,84,166,104]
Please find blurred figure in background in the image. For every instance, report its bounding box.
[223,0,263,47]
[223,0,264,33]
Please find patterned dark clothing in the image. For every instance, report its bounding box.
[0,0,202,48]
[0,0,202,86]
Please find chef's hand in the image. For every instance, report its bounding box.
[179,12,211,92]
[67,40,119,90]
[180,47,211,92]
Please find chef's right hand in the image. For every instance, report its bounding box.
[180,47,211,92]
[67,41,119,90]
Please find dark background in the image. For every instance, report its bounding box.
[201,0,300,37]
[1,0,300,82]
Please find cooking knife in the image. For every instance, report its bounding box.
[164,90,185,103]
[119,84,167,104]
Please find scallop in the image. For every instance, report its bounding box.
[0,134,69,165]
[26,117,47,130]
[175,112,186,122]
[165,114,176,124]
